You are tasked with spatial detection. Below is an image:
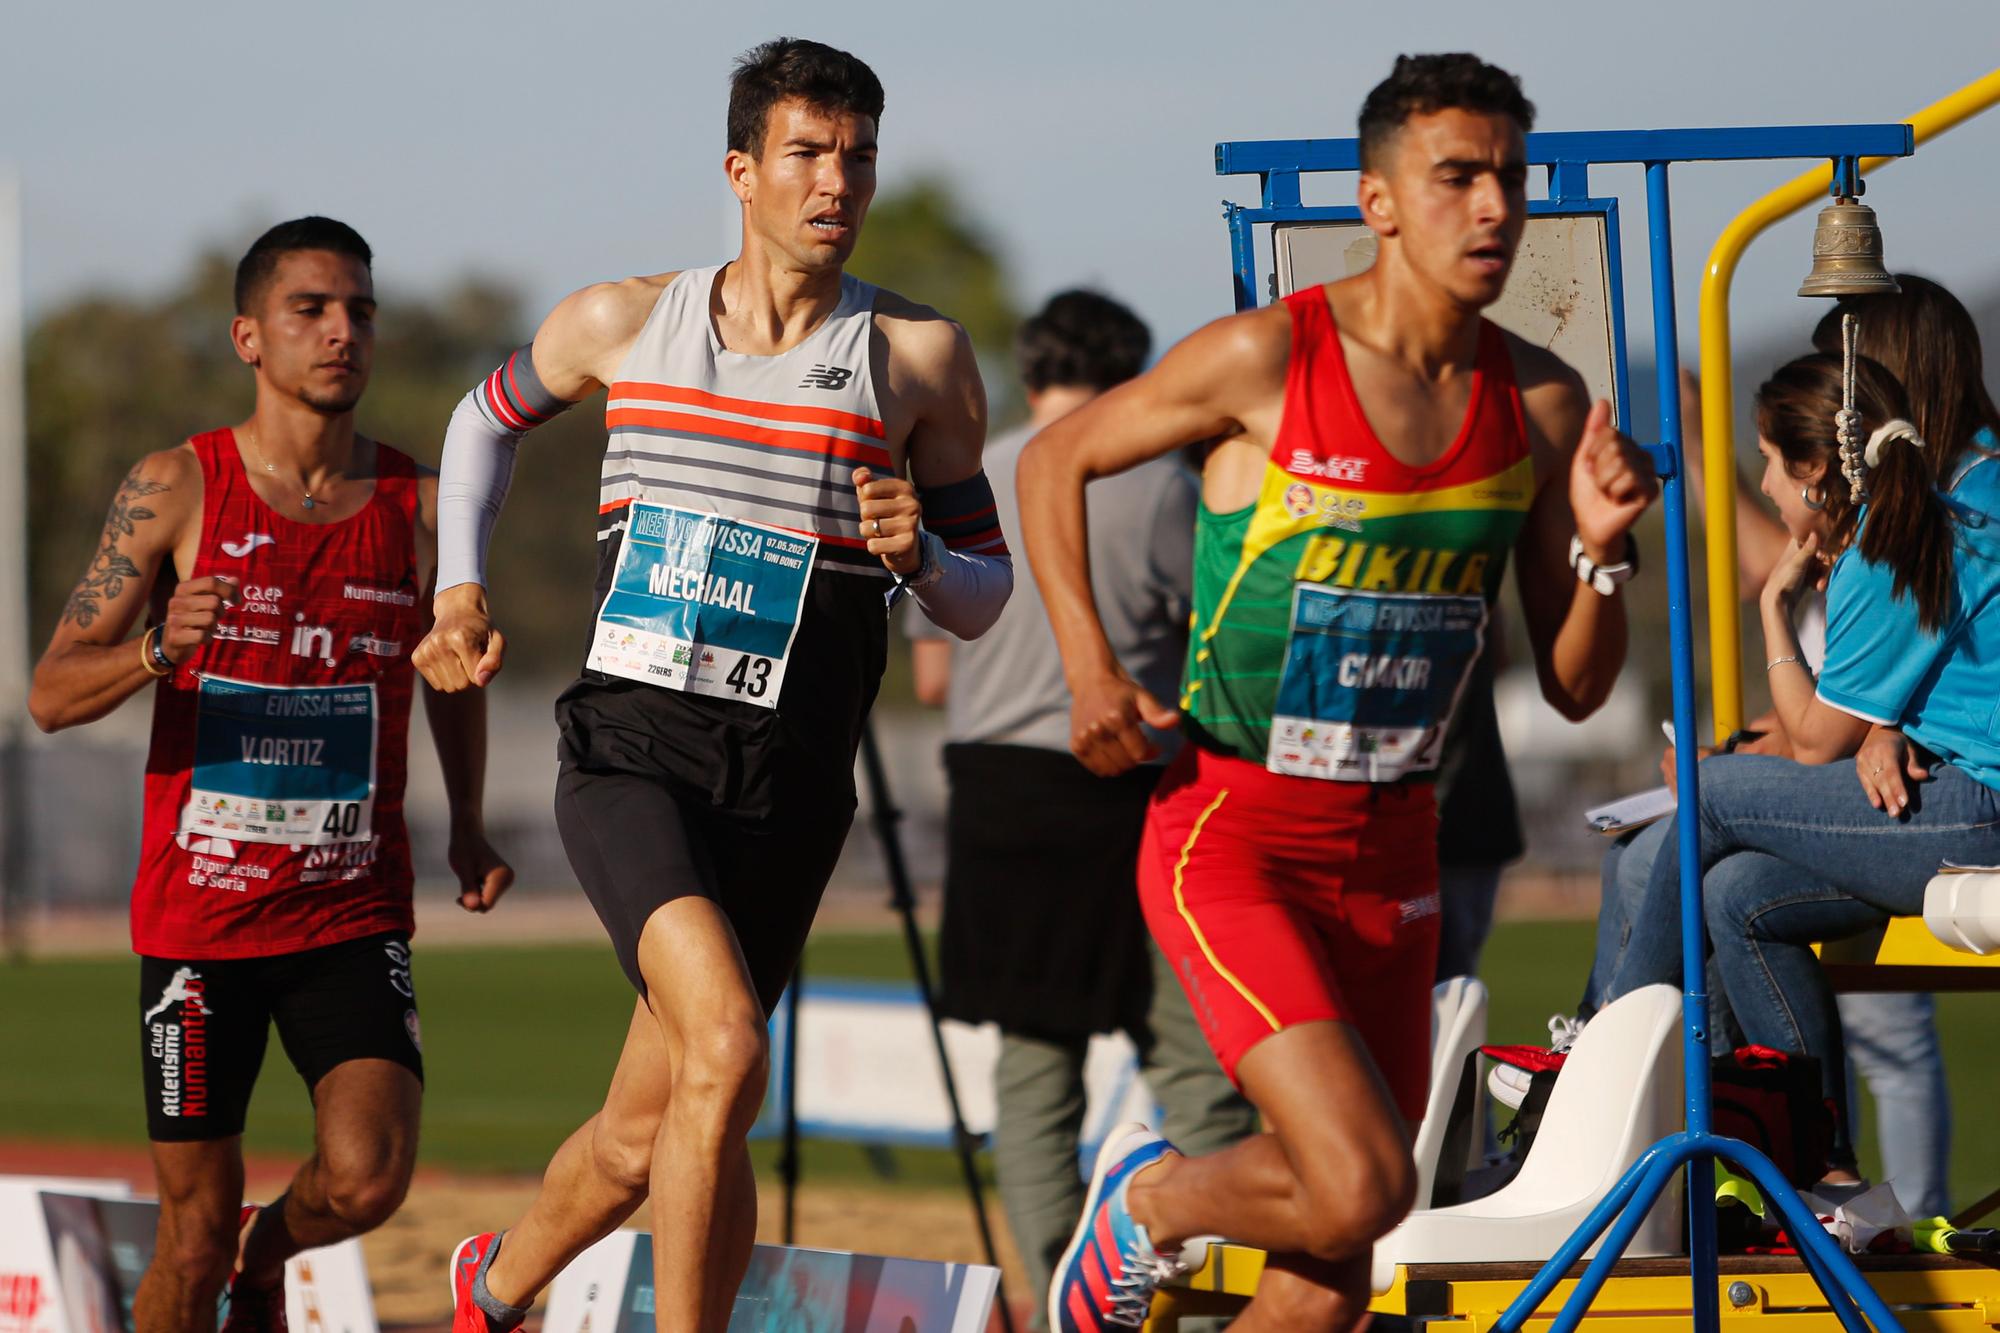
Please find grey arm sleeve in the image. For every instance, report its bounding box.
[435,345,573,594]
[434,388,522,594]
[906,531,1014,640]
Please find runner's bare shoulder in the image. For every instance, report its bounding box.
[536,272,679,392]
[1207,300,1292,378]
[870,288,971,373]
[1156,301,1290,420]
[125,440,205,539]
[1496,327,1589,457]
[868,287,979,405]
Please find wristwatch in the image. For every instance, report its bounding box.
[896,529,946,593]
[1569,534,1638,597]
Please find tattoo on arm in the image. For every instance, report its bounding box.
[61,469,170,630]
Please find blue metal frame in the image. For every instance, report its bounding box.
[1215,123,1915,1332]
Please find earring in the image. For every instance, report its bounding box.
[1801,483,1827,512]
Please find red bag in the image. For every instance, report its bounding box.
[1712,1045,1837,1188]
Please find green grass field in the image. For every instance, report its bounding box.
[2,922,1991,1208]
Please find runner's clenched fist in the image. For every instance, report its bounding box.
[853,467,923,576]
[160,575,239,664]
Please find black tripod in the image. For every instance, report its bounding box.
[775,723,1016,1333]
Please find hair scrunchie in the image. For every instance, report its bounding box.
[1862,417,1924,469]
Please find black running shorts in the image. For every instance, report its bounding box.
[554,763,855,1011]
[138,931,424,1142]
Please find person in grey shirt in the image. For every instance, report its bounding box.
[909,291,1254,1329]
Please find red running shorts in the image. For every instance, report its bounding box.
[1137,743,1441,1121]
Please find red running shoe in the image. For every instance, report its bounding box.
[219,1208,285,1333]
[449,1233,508,1333]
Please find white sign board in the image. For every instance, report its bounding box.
[545,1231,1000,1333]
[771,986,1156,1162]
[22,1189,373,1333]
[0,1178,131,1333]
[1273,216,1622,415]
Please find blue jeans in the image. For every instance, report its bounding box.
[1584,820,1668,1017]
[1584,820,1738,1040]
[1839,990,1953,1216]
[1607,753,2000,1164]
[1436,862,1504,981]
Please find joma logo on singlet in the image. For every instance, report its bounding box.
[798,364,854,391]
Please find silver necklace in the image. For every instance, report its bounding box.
[246,429,319,510]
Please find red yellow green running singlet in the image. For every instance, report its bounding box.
[1180,289,1534,782]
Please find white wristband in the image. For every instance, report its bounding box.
[1569,534,1637,597]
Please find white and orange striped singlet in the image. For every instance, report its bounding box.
[558,264,893,815]
[598,265,892,577]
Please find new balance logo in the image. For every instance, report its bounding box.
[798,364,854,391]
[221,533,277,558]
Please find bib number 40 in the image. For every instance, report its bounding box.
[322,802,363,838]
[725,656,773,699]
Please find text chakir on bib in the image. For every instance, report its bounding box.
[1181,290,1533,782]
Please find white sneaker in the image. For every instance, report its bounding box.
[1546,1013,1586,1054]
[1488,1062,1535,1110]
[1485,1014,1585,1111]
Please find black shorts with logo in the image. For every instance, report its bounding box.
[138,930,423,1142]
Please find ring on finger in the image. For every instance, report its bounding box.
[865,518,879,536]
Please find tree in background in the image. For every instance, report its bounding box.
[848,173,1023,426]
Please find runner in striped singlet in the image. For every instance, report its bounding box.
[1022,57,1657,1332]
[419,39,1012,1333]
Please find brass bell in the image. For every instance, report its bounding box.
[1798,197,1900,298]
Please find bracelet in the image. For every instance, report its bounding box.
[139,625,174,678]
[1765,654,1805,672]
[1569,533,1639,596]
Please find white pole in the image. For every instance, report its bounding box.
[0,171,27,952]
[0,172,24,718]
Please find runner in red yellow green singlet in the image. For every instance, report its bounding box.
[1022,54,1658,1333]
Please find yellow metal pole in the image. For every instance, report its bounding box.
[1698,68,2000,740]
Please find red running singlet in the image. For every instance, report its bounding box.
[130,429,423,959]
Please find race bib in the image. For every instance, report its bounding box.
[182,677,377,845]
[1266,586,1487,782]
[587,502,816,709]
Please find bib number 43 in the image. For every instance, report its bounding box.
[725,656,773,699]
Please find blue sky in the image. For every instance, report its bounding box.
[4,0,1997,383]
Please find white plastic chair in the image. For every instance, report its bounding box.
[1923,871,2000,954]
[1371,983,1686,1294]
[1410,975,1489,1210]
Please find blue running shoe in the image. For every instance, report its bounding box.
[1049,1122,1200,1331]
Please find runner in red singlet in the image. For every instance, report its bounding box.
[28,217,513,1333]
[1021,58,1656,1331]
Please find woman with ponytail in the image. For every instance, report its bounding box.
[1600,352,2000,1187]
[1814,273,2000,513]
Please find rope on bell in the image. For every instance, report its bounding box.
[1836,310,1867,504]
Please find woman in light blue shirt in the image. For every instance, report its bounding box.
[1605,351,2000,1182]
